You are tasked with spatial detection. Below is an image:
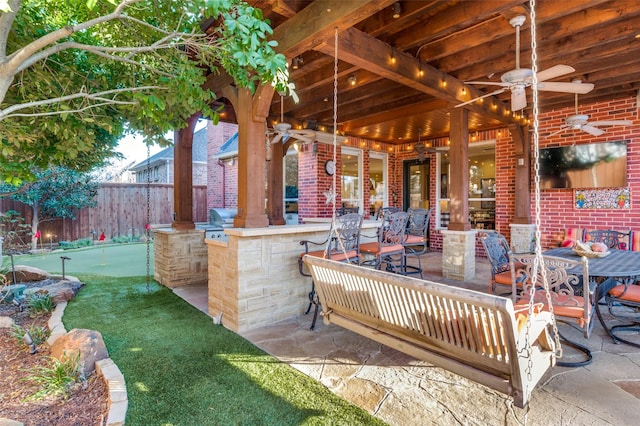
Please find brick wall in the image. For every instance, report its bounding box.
[533,96,639,248]
[207,122,239,210]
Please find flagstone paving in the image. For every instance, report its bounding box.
[176,253,640,426]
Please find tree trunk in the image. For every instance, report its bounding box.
[30,200,39,251]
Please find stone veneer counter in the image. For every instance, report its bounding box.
[205,221,379,333]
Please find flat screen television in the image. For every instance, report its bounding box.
[539,140,628,189]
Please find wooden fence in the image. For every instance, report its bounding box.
[1,183,208,244]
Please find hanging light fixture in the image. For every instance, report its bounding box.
[392,2,401,19]
[292,56,303,70]
[348,75,357,86]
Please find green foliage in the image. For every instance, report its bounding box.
[26,290,56,315]
[11,323,51,347]
[0,210,31,253]
[58,238,93,250]
[2,167,98,222]
[109,235,137,244]
[23,352,83,401]
[1,0,292,182]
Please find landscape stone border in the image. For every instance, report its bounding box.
[46,282,128,426]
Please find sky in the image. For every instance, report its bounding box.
[115,119,208,164]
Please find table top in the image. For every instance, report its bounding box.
[544,247,640,279]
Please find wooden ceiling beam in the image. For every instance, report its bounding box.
[393,0,526,53]
[342,99,448,132]
[444,6,640,81]
[272,0,397,58]
[315,27,517,124]
[417,0,610,62]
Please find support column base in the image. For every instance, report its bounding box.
[441,229,476,281]
[509,223,536,254]
[153,228,207,288]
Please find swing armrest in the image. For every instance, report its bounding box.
[515,310,555,353]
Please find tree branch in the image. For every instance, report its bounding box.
[0,0,21,59]
[5,0,139,78]
[0,85,162,120]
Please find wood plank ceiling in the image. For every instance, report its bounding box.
[214,0,640,145]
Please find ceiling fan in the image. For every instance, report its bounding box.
[266,94,316,145]
[549,89,632,137]
[456,15,594,112]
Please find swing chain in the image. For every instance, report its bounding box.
[146,144,151,291]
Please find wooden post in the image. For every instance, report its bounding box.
[448,108,471,231]
[511,124,532,224]
[172,114,199,230]
[231,86,270,228]
[267,139,286,225]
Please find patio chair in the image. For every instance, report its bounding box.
[402,207,432,279]
[336,206,359,216]
[596,278,640,348]
[509,253,595,365]
[479,232,515,296]
[298,213,363,329]
[359,211,409,274]
[585,230,630,250]
[374,206,401,221]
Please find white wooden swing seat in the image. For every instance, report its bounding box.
[303,255,556,408]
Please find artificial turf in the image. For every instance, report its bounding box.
[62,274,387,425]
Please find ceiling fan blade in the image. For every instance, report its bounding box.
[547,126,569,137]
[511,87,527,111]
[536,64,575,82]
[289,132,314,144]
[588,120,632,127]
[270,133,284,144]
[581,125,605,136]
[455,88,506,108]
[464,81,510,87]
[537,81,594,94]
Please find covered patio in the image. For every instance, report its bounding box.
[174,251,640,424]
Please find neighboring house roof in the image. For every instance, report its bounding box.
[214,132,238,160]
[129,127,208,172]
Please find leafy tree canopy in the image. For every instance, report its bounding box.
[0,0,292,184]
[2,166,99,220]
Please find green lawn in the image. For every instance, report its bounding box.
[5,245,386,425]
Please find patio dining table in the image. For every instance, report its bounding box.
[544,247,640,345]
[544,247,640,283]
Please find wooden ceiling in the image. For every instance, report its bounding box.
[212,1,640,145]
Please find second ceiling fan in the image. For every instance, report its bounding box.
[549,89,632,137]
[456,15,594,112]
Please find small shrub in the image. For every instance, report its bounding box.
[27,290,55,316]
[23,352,83,400]
[58,241,74,249]
[11,324,50,347]
[111,235,134,244]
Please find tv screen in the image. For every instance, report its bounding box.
[539,140,627,189]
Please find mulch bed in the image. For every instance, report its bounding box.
[0,280,110,425]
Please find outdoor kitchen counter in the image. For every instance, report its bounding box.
[204,220,379,333]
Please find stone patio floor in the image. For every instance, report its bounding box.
[174,252,640,425]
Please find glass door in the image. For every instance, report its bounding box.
[341,147,362,211]
[403,159,430,211]
[369,152,388,218]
